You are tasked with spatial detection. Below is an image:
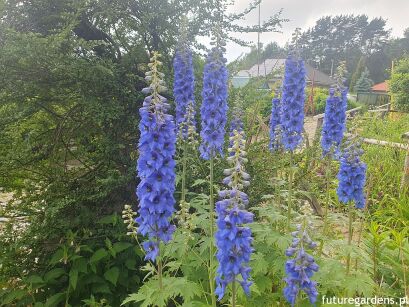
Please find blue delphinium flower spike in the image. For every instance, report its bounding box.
[280,52,306,152]
[173,40,196,139]
[269,89,282,151]
[283,223,319,306]
[337,140,367,209]
[321,63,348,156]
[136,52,176,262]
[215,117,253,300]
[199,38,228,160]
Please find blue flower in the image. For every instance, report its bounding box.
[337,141,367,209]
[283,224,319,307]
[173,45,196,139]
[269,92,282,151]
[199,45,228,160]
[280,53,306,152]
[321,87,348,156]
[136,52,176,262]
[215,119,253,300]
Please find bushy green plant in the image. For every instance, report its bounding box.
[0,214,144,306]
[389,56,409,112]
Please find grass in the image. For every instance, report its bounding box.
[358,113,409,142]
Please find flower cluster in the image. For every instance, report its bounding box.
[215,119,253,300]
[321,62,348,156]
[337,140,367,209]
[199,41,228,160]
[136,52,176,262]
[280,53,306,151]
[284,223,319,306]
[269,90,282,151]
[321,87,348,155]
[173,43,196,139]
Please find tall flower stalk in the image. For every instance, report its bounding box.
[136,52,176,286]
[200,27,228,306]
[336,139,367,273]
[215,118,253,305]
[173,26,196,232]
[321,62,348,233]
[283,221,319,306]
[280,51,306,229]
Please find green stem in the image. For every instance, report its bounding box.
[181,141,188,204]
[209,157,216,307]
[323,156,331,234]
[346,202,353,275]
[232,280,236,307]
[158,246,163,289]
[287,152,294,230]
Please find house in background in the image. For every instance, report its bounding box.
[231,58,335,88]
[372,81,388,93]
[356,81,390,107]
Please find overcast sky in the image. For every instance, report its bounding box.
[222,0,409,62]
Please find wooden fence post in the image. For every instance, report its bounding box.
[402,132,409,190]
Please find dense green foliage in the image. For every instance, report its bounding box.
[390,56,409,112]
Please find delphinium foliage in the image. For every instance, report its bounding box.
[269,89,282,152]
[280,51,306,152]
[215,117,253,302]
[321,62,348,156]
[283,222,319,306]
[136,52,176,262]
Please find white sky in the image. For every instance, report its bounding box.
[220,0,409,62]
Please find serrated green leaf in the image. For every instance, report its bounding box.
[90,248,108,263]
[104,267,120,285]
[251,253,268,274]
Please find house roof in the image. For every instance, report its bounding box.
[372,81,388,92]
[234,58,335,87]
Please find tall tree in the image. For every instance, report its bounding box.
[354,67,374,92]
[297,15,390,84]
[350,56,366,91]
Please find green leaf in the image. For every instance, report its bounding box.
[25,275,44,285]
[1,289,27,304]
[113,242,133,254]
[44,268,65,282]
[49,249,64,265]
[90,248,108,263]
[45,292,65,307]
[251,253,268,275]
[104,267,120,285]
[125,258,136,270]
[69,268,78,290]
[72,257,87,273]
[92,282,111,294]
[98,214,118,225]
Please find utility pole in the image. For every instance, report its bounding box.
[330,59,334,77]
[257,1,261,77]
